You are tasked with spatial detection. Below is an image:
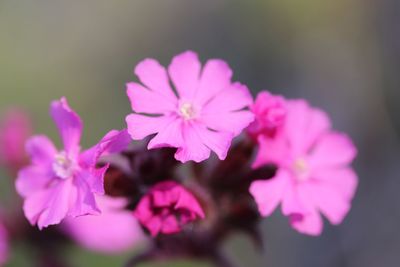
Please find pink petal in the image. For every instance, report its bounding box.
[160,215,180,234]
[133,195,153,223]
[174,186,205,219]
[16,165,53,198]
[201,110,254,136]
[134,58,177,103]
[252,134,291,168]
[249,169,290,217]
[308,132,357,169]
[151,182,202,217]
[152,189,177,208]
[63,196,145,254]
[23,189,49,226]
[80,129,131,167]
[306,181,351,225]
[312,167,358,207]
[89,166,107,195]
[180,211,197,224]
[195,59,233,106]
[98,129,131,155]
[50,98,82,156]
[202,82,253,113]
[281,180,314,216]
[284,182,324,235]
[247,91,287,138]
[126,82,177,114]
[68,174,101,218]
[145,216,162,237]
[289,210,323,236]
[192,123,233,160]
[147,118,184,150]
[26,135,57,165]
[168,51,201,100]
[24,179,73,229]
[286,182,323,236]
[285,100,331,155]
[174,123,210,163]
[77,167,107,196]
[251,91,287,118]
[126,114,176,140]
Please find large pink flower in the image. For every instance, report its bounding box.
[126,51,254,163]
[134,181,205,237]
[63,195,146,254]
[0,220,8,266]
[249,100,358,236]
[0,109,32,171]
[16,98,131,229]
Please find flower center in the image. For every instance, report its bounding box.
[179,102,198,120]
[52,151,76,179]
[292,157,310,182]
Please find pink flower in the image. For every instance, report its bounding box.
[0,109,32,171]
[16,98,131,229]
[249,100,358,236]
[134,181,205,236]
[63,195,146,254]
[247,91,287,139]
[126,51,254,163]
[0,220,8,266]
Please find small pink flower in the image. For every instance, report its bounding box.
[126,51,254,163]
[247,91,287,139]
[0,220,8,266]
[63,195,146,254]
[15,98,131,229]
[249,100,358,236]
[134,181,205,236]
[0,109,32,171]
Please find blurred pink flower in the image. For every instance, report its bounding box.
[134,181,205,236]
[16,98,131,229]
[64,195,146,254]
[250,100,358,236]
[0,220,8,266]
[126,51,254,163]
[247,91,287,139]
[0,109,32,171]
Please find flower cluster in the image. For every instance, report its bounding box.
[0,51,358,266]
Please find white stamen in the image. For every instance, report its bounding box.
[52,151,76,179]
[179,102,198,120]
[293,158,309,182]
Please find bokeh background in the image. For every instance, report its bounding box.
[1,0,400,266]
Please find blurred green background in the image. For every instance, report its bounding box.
[1,0,400,266]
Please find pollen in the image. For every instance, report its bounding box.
[293,158,309,181]
[179,102,197,120]
[52,151,77,179]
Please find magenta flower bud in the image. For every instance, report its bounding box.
[134,181,205,237]
[247,91,287,139]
